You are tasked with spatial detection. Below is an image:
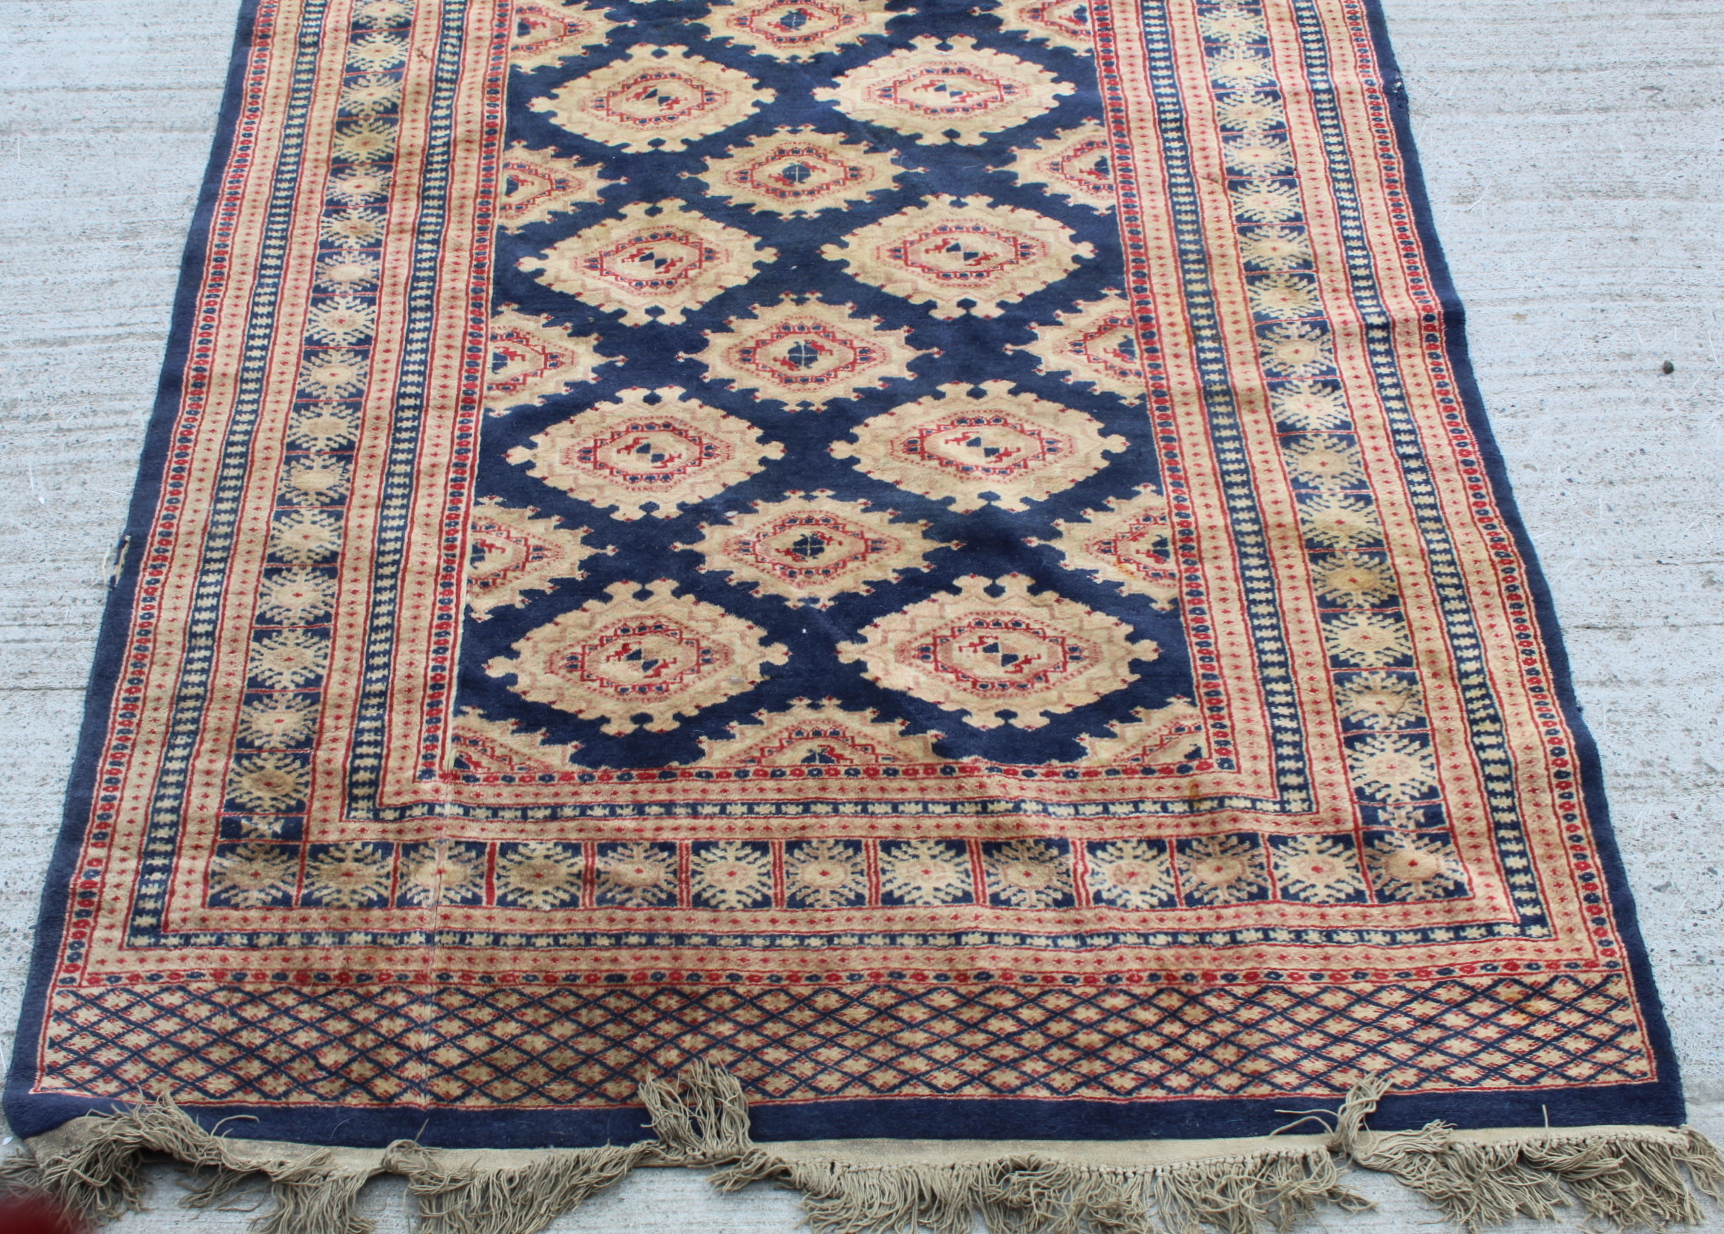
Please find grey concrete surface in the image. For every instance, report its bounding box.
[0,0,1719,1229]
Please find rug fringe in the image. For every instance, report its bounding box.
[1,1067,1717,1234]
[1330,1076,1724,1233]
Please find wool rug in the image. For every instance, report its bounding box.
[5,0,1719,1229]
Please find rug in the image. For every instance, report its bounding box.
[5,0,1719,1229]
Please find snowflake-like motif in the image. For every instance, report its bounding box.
[1177,834,1268,906]
[596,843,677,907]
[984,839,1071,908]
[495,843,584,909]
[1347,733,1439,803]
[1271,835,1367,903]
[879,839,972,905]
[784,840,866,908]
[1086,839,1175,909]
[690,841,774,909]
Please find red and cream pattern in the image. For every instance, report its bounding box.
[494,143,616,233]
[487,579,791,734]
[841,574,1153,731]
[530,44,775,152]
[694,127,904,216]
[482,306,614,415]
[823,196,1094,318]
[8,0,1672,1130]
[506,386,786,519]
[703,0,895,59]
[689,295,929,407]
[833,380,1126,513]
[680,493,947,607]
[814,36,1072,146]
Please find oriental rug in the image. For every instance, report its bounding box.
[6,0,1719,1229]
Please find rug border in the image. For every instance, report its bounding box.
[3,0,1687,1147]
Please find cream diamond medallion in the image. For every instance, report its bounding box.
[483,307,615,416]
[487,579,789,734]
[1005,122,1116,213]
[531,45,774,152]
[832,381,1125,513]
[823,196,1092,319]
[688,295,930,408]
[465,498,605,619]
[510,0,626,73]
[704,0,895,59]
[1032,484,1181,610]
[693,127,903,216]
[813,36,1070,145]
[996,0,1095,54]
[519,200,775,326]
[1011,291,1148,402]
[496,144,616,233]
[680,492,946,607]
[506,387,786,521]
[841,574,1150,730]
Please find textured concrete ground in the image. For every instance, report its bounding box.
[0,0,1719,1229]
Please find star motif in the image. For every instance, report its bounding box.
[840,574,1150,730]
[813,35,1071,145]
[687,295,931,408]
[832,381,1126,513]
[518,200,775,326]
[530,44,774,152]
[679,491,948,608]
[506,387,786,521]
[692,126,903,216]
[823,195,1093,319]
[487,579,788,734]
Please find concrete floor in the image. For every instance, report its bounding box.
[0,0,1720,1229]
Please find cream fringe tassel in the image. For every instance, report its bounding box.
[1,1063,1718,1234]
